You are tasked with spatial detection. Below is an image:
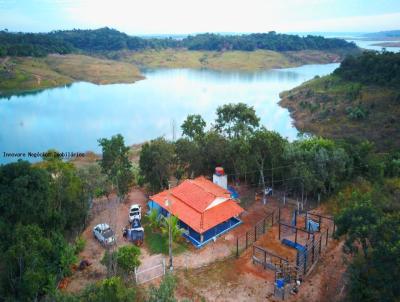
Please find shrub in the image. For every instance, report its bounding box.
[74,236,86,255]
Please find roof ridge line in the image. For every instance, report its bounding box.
[170,189,202,214]
[189,177,220,198]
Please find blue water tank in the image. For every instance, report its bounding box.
[276,278,285,288]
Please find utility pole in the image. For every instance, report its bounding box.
[171,119,176,142]
[165,198,173,271]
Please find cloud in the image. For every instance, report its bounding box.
[0,0,399,33]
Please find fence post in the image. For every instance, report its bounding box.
[278,207,281,223]
[305,211,307,229]
[264,249,267,269]
[134,267,137,283]
[319,235,322,255]
[318,216,322,232]
[236,237,239,258]
[255,225,257,241]
[278,223,281,240]
[312,235,315,263]
[163,259,166,275]
[295,228,298,244]
[246,231,248,249]
[326,227,329,246]
[263,218,266,234]
[304,245,308,275]
[271,211,274,226]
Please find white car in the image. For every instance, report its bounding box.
[129,204,142,222]
[93,223,116,246]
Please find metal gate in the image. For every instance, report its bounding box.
[134,256,165,284]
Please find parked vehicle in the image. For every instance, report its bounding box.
[123,219,144,246]
[129,204,142,222]
[93,223,116,246]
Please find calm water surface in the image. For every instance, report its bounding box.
[0,63,338,163]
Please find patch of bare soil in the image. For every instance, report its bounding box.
[64,189,147,293]
[176,258,274,302]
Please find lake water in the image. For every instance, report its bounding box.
[0,63,339,163]
[346,39,400,52]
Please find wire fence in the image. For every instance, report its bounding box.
[235,210,277,257]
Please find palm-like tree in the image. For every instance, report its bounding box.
[147,208,160,230]
[161,215,185,242]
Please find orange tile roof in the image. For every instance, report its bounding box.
[150,176,244,233]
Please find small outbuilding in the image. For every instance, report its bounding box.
[148,175,244,248]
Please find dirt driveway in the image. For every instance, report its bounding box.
[65,188,148,292]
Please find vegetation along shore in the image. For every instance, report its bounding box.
[279,51,400,151]
[0,27,360,95]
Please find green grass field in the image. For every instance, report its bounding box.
[119,49,350,71]
[0,54,144,95]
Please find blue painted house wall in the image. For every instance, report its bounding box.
[147,200,242,248]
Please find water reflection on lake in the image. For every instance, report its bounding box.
[0,63,339,163]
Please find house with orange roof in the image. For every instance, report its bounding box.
[148,170,244,248]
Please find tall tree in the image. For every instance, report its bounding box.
[98,134,133,202]
[175,138,203,178]
[139,137,175,192]
[181,114,206,141]
[249,128,286,197]
[215,103,260,138]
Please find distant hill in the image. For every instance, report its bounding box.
[0,27,358,57]
[279,51,400,151]
[363,30,400,39]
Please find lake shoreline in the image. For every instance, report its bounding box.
[0,48,357,97]
[0,63,339,164]
[0,54,145,97]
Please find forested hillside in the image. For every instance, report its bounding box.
[0,27,358,57]
[279,51,400,151]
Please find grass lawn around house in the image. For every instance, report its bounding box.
[144,225,188,255]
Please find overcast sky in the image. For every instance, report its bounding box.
[1,0,400,34]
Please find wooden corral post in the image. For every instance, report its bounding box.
[278,222,281,240]
[264,249,267,268]
[294,210,297,226]
[304,244,308,275]
[312,235,315,263]
[271,211,274,226]
[295,228,298,244]
[326,228,329,246]
[278,207,281,223]
[318,216,322,232]
[304,211,307,230]
[319,235,322,255]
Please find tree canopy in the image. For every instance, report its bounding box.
[98,134,134,201]
[0,158,88,300]
[334,51,400,87]
[0,27,357,57]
